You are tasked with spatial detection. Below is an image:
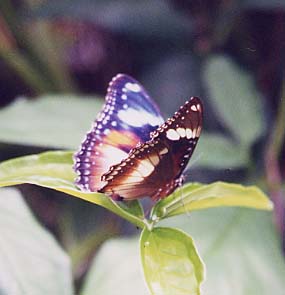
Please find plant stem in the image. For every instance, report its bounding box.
[265,80,285,238]
[2,50,54,93]
[25,20,77,93]
[271,82,285,156]
[0,0,57,92]
[0,0,76,93]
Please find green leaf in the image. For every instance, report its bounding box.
[140,227,205,295]
[82,209,285,295]
[0,95,103,148]
[192,132,250,169]
[81,237,147,295]
[162,208,285,295]
[152,182,273,220]
[0,151,145,228]
[0,187,73,294]
[203,55,265,146]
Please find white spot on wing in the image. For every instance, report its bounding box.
[136,160,154,177]
[126,169,144,178]
[149,154,160,166]
[97,145,128,172]
[186,128,193,139]
[125,82,141,92]
[159,147,168,155]
[191,104,198,111]
[192,128,197,138]
[103,128,110,135]
[176,128,186,138]
[196,126,202,136]
[117,108,162,127]
[166,129,180,141]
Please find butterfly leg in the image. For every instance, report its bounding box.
[176,175,185,187]
[98,187,124,201]
[110,194,124,201]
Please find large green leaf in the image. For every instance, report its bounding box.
[81,237,146,295]
[82,209,285,295]
[203,55,265,146]
[0,151,145,228]
[0,151,271,227]
[0,95,102,149]
[192,132,250,169]
[140,227,204,295]
[152,182,272,220]
[0,187,73,295]
[81,228,205,295]
[163,208,285,295]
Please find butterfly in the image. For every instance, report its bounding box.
[74,74,203,201]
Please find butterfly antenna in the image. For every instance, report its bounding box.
[188,151,203,167]
[177,176,191,218]
[177,151,204,218]
[183,149,203,182]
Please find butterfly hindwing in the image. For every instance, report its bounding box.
[74,74,164,191]
[99,97,203,200]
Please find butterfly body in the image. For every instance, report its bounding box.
[74,74,203,201]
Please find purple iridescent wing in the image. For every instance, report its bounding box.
[74,74,164,191]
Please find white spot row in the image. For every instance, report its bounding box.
[190,103,201,112]
[166,127,196,141]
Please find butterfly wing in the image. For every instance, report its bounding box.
[74,74,164,191]
[99,97,203,201]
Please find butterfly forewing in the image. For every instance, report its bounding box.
[74,74,164,191]
[99,97,203,200]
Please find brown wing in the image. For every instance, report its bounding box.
[98,97,203,201]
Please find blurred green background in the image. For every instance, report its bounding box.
[0,0,285,294]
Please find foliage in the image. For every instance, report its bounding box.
[0,0,284,294]
[0,63,279,293]
[82,208,285,295]
[0,188,73,295]
[0,96,102,148]
[0,151,273,294]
